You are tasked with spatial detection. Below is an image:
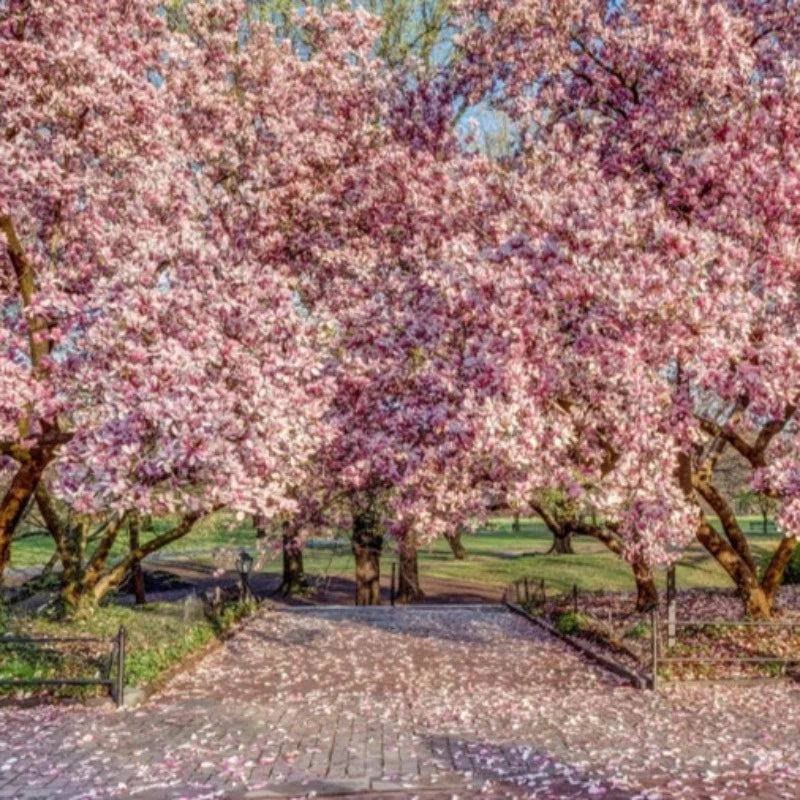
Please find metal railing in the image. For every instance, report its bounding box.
[503,571,800,690]
[650,612,800,688]
[0,626,126,706]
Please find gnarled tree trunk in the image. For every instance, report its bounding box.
[280,530,307,595]
[547,529,575,555]
[530,500,576,556]
[446,528,467,560]
[36,484,204,617]
[693,475,796,618]
[352,503,382,606]
[396,540,423,604]
[570,518,660,612]
[690,406,799,618]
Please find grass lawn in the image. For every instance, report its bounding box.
[8,511,248,569]
[290,516,785,595]
[8,513,787,597]
[415,518,775,594]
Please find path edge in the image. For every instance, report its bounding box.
[504,601,651,690]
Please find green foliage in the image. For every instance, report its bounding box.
[530,488,582,526]
[555,611,587,635]
[763,661,786,678]
[623,621,650,640]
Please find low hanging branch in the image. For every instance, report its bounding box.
[34,482,211,614]
[91,511,205,601]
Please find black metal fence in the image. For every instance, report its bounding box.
[0,626,126,706]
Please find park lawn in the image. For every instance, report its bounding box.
[414,518,731,593]
[291,516,785,595]
[8,513,786,597]
[9,511,254,569]
[0,599,252,699]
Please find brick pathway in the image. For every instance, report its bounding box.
[2,605,800,799]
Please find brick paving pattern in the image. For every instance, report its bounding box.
[1,604,800,799]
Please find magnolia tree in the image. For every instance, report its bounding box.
[2,1,433,610]
[449,0,800,616]
[288,144,510,604]
[2,0,505,611]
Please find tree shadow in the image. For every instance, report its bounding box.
[415,733,659,799]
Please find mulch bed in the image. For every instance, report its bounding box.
[528,585,800,682]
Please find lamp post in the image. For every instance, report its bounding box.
[236,550,254,602]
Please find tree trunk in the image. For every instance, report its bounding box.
[695,520,778,618]
[573,520,657,612]
[396,541,423,604]
[511,512,521,532]
[254,513,268,540]
[352,507,382,606]
[129,514,146,605]
[446,529,467,560]
[280,532,307,595]
[744,586,772,619]
[530,501,575,556]
[55,518,94,618]
[548,529,575,555]
[632,558,658,611]
[58,578,95,618]
[0,452,51,581]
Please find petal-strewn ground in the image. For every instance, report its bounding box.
[1,605,799,799]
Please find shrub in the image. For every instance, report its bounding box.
[623,621,650,640]
[555,611,582,635]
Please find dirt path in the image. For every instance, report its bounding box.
[111,565,502,607]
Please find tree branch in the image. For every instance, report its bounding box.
[761,536,797,602]
[82,512,131,589]
[692,475,757,574]
[91,510,209,601]
[0,213,50,371]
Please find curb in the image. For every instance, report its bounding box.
[504,601,651,689]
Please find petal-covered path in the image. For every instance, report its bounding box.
[2,605,800,799]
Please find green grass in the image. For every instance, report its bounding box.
[9,511,257,569]
[252,515,784,595]
[0,600,253,698]
[9,513,786,596]
[410,517,772,593]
